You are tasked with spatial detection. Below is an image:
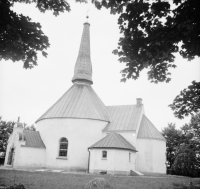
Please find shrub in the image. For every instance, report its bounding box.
[85,177,113,189]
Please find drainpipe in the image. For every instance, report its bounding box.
[87,149,90,173]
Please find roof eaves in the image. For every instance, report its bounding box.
[21,145,46,149]
[88,146,138,152]
[137,137,166,141]
[36,117,110,124]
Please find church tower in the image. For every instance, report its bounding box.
[36,21,109,123]
[35,21,110,171]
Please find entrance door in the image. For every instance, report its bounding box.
[7,148,15,165]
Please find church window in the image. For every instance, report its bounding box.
[102,151,107,159]
[59,138,68,157]
[129,152,131,162]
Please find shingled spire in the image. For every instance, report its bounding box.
[72,22,93,84]
[36,21,110,123]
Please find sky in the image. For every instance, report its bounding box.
[0,1,199,131]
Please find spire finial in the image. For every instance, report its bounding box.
[86,9,90,23]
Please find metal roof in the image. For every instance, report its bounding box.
[103,105,143,132]
[36,82,110,123]
[137,115,166,141]
[22,130,46,148]
[72,22,93,84]
[89,132,137,152]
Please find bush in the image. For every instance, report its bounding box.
[85,177,113,189]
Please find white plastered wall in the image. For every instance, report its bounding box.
[89,148,136,175]
[118,132,137,147]
[136,138,166,173]
[4,127,23,167]
[36,118,107,170]
[4,127,46,168]
[17,147,46,168]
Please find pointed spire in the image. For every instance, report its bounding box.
[72,21,93,84]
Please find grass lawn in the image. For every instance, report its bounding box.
[0,170,199,189]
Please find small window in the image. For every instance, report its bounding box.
[59,138,68,157]
[129,152,131,162]
[102,151,107,159]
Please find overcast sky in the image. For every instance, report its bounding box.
[0,1,199,131]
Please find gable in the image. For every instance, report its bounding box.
[89,132,137,152]
[103,105,143,132]
[137,115,165,141]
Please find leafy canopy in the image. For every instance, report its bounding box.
[93,0,200,83]
[162,123,182,168]
[2,0,199,83]
[0,117,15,158]
[169,81,200,119]
[0,0,71,68]
[162,113,200,176]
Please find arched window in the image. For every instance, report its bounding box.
[59,138,68,157]
[102,151,107,159]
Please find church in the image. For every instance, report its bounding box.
[4,21,166,175]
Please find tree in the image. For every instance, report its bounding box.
[93,0,200,84]
[162,123,182,168]
[23,123,36,131]
[169,81,200,119]
[93,0,200,121]
[0,117,15,158]
[171,113,200,176]
[172,143,198,176]
[0,0,70,68]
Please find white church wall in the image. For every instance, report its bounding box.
[89,149,136,175]
[89,149,115,174]
[36,118,108,170]
[4,134,14,166]
[117,132,137,147]
[136,138,166,174]
[4,128,23,167]
[114,150,136,173]
[16,147,46,168]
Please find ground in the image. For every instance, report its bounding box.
[0,169,199,189]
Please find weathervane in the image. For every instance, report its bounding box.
[86,9,90,22]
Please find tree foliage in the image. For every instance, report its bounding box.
[0,0,70,68]
[0,117,15,158]
[23,123,36,131]
[162,123,182,168]
[163,113,200,176]
[93,0,200,83]
[172,143,199,177]
[169,81,200,119]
